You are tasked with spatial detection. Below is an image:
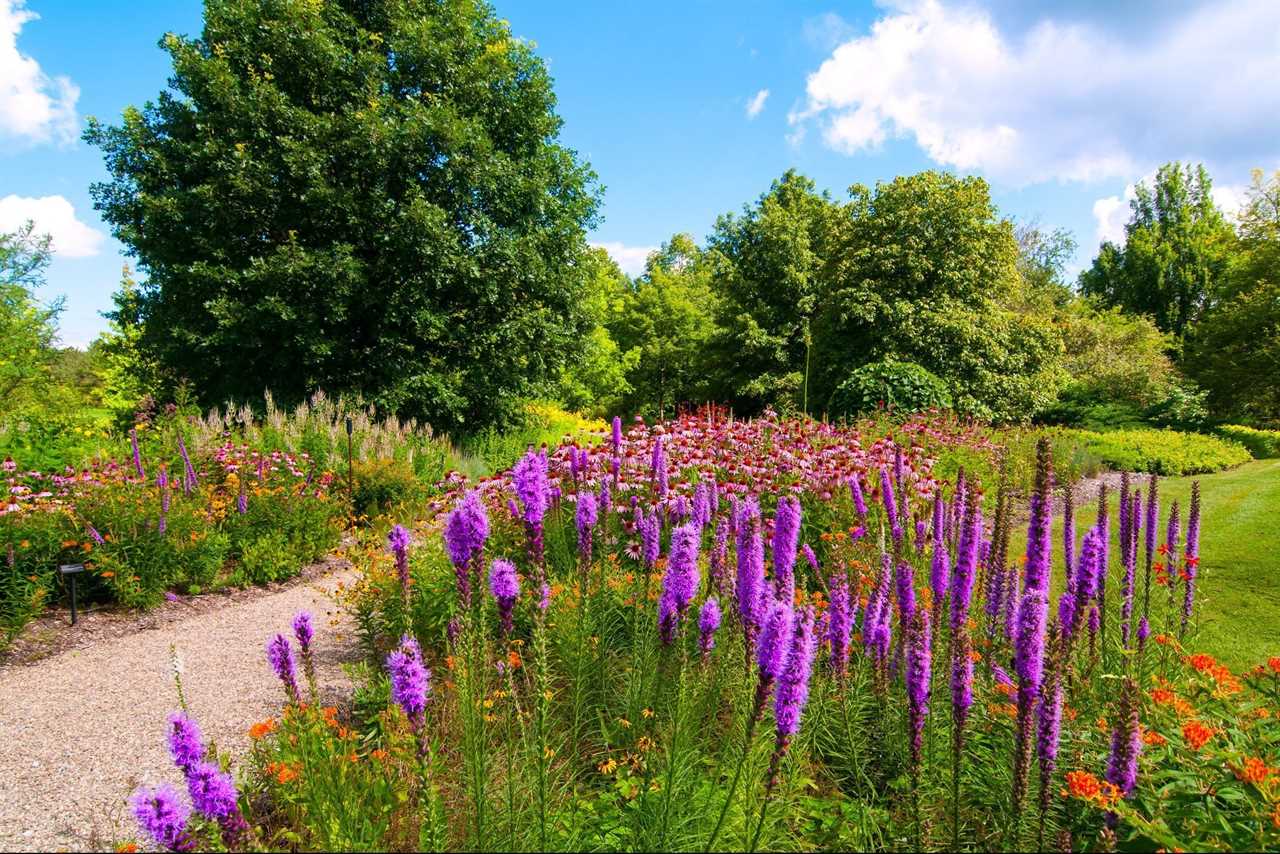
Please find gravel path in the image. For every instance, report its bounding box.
[0,567,360,852]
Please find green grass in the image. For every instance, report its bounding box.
[1014,459,1280,671]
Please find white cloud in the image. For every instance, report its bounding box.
[0,0,78,149]
[0,194,104,257]
[745,89,770,120]
[591,241,657,278]
[792,0,1280,186]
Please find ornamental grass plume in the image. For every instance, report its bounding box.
[292,610,315,691]
[1181,481,1201,637]
[266,633,300,703]
[132,784,194,852]
[772,495,802,603]
[576,491,598,566]
[827,574,852,676]
[699,596,721,661]
[489,558,520,636]
[388,523,412,603]
[167,712,204,773]
[659,522,701,644]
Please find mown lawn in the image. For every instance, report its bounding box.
[1014,459,1280,671]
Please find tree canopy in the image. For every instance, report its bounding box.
[86,0,599,430]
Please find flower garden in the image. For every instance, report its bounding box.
[101,410,1280,852]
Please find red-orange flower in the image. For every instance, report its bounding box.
[1182,720,1214,750]
[248,718,277,740]
[1268,656,1280,674]
[1236,756,1277,786]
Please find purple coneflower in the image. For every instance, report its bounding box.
[489,558,520,635]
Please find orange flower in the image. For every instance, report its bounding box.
[1236,756,1277,786]
[1065,769,1102,801]
[275,764,298,784]
[1188,653,1217,673]
[1182,720,1214,750]
[248,718,277,740]
[370,748,389,762]
[507,649,522,670]
[115,844,139,853]
[994,681,1015,698]
[1271,802,1280,830]
[1142,728,1168,747]
[1268,657,1280,674]
[1151,688,1176,706]
[1155,633,1171,646]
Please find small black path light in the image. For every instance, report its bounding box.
[345,416,355,514]
[59,563,85,626]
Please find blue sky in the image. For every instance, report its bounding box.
[2,0,1277,347]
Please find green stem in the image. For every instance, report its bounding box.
[703,686,762,853]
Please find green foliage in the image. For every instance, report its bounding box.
[812,171,1064,421]
[458,401,603,476]
[351,458,421,520]
[555,249,636,416]
[0,223,61,419]
[706,170,841,413]
[1079,162,1235,338]
[1215,424,1280,459]
[1066,427,1251,475]
[828,360,951,417]
[89,265,156,419]
[609,235,720,419]
[85,0,599,431]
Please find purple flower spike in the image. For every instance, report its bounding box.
[576,492,599,564]
[489,558,521,635]
[699,596,721,659]
[167,712,204,772]
[906,609,932,770]
[266,633,300,702]
[387,637,431,730]
[772,495,802,603]
[827,575,853,676]
[132,784,193,852]
[659,522,701,643]
[292,611,314,653]
[756,600,794,683]
[848,473,868,517]
[388,524,412,598]
[187,760,239,820]
[774,607,817,737]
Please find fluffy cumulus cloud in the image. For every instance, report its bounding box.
[1,0,79,149]
[745,89,770,119]
[791,0,1280,186]
[0,194,104,257]
[591,241,657,278]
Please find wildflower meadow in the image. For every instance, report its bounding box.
[121,411,1280,852]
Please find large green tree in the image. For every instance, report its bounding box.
[0,223,61,417]
[813,171,1062,421]
[1079,162,1235,339]
[1186,170,1280,425]
[85,0,599,430]
[609,235,719,420]
[705,170,842,414]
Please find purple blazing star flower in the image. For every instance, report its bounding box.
[756,600,794,683]
[513,449,550,526]
[538,582,551,612]
[1036,655,1064,793]
[699,596,721,659]
[1182,482,1201,637]
[387,636,431,730]
[236,488,247,515]
[186,760,238,820]
[157,467,170,534]
[800,543,818,572]
[1106,680,1142,797]
[772,496,802,604]
[879,467,902,547]
[611,416,623,454]
[131,427,145,480]
[736,517,766,632]
[167,712,204,772]
[774,607,817,737]
[905,610,932,770]
[489,558,520,635]
[710,515,730,596]
[292,611,313,653]
[827,574,853,676]
[659,522,701,643]
[950,499,980,634]
[266,633,300,702]
[651,435,669,498]
[849,473,868,517]
[131,784,193,852]
[87,524,105,545]
[895,559,917,625]
[692,482,711,530]
[576,492,598,563]
[444,491,489,605]
[642,508,661,571]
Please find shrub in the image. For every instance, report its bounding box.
[1215,424,1280,459]
[829,361,952,418]
[351,459,421,520]
[1067,428,1251,475]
